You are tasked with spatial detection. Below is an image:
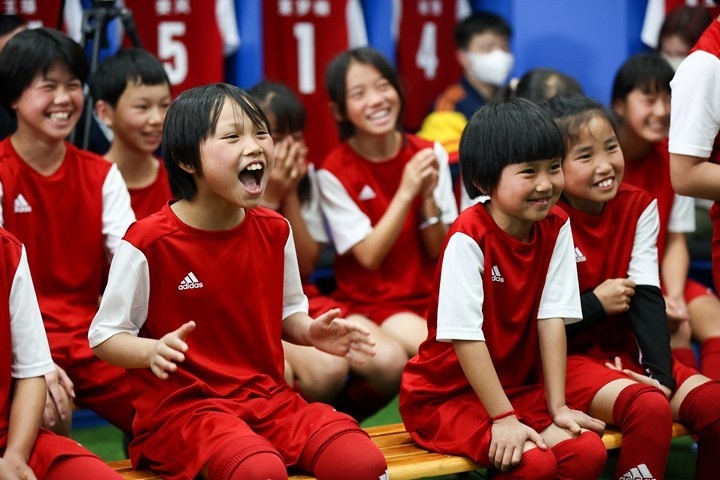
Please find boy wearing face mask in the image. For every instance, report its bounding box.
[418,11,513,210]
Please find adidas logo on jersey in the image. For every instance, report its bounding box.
[575,246,587,263]
[358,185,377,201]
[619,464,655,480]
[491,265,504,283]
[13,194,31,213]
[178,272,203,290]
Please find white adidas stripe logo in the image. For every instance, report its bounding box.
[575,246,586,262]
[619,463,655,479]
[491,265,504,283]
[178,272,203,290]
[358,185,376,201]
[13,194,31,213]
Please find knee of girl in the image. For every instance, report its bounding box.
[309,430,388,480]
[613,384,673,429]
[501,448,556,480]
[553,431,607,480]
[229,452,288,480]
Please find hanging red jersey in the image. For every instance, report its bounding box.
[123,0,239,97]
[395,0,471,131]
[1,0,82,40]
[262,0,367,164]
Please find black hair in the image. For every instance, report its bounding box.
[247,80,311,203]
[89,48,170,107]
[325,47,405,140]
[0,28,88,114]
[514,68,584,104]
[162,83,270,200]
[0,13,26,37]
[611,53,674,103]
[455,11,512,49]
[658,6,713,53]
[544,95,617,153]
[247,81,306,136]
[459,97,565,198]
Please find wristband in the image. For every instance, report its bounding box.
[490,409,516,423]
[418,215,441,230]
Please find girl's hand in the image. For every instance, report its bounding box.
[150,321,196,380]
[398,148,439,201]
[489,415,546,472]
[308,309,376,364]
[263,136,308,208]
[604,356,672,398]
[43,364,74,428]
[665,295,690,324]
[593,278,636,314]
[552,404,605,435]
[1,452,35,480]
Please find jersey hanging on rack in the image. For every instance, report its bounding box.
[395,0,471,132]
[123,0,240,97]
[1,0,82,41]
[641,0,720,48]
[262,0,367,164]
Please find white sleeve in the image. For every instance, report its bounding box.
[301,165,329,244]
[102,164,136,260]
[667,194,695,233]
[436,232,486,342]
[10,246,54,379]
[282,223,309,320]
[669,51,720,158]
[216,0,240,55]
[433,142,459,224]
[88,240,150,347]
[317,169,373,255]
[346,0,368,47]
[627,201,661,287]
[538,219,582,324]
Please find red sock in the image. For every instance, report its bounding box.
[206,438,285,480]
[673,347,699,370]
[552,431,607,480]
[493,447,556,480]
[309,430,387,480]
[46,456,123,480]
[678,380,720,479]
[700,338,720,380]
[612,383,672,480]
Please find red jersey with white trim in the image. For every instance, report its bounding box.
[400,204,580,425]
[0,227,97,476]
[89,205,308,450]
[124,0,239,97]
[623,140,675,258]
[128,160,172,220]
[395,0,468,131]
[1,0,82,40]
[317,135,457,310]
[0,139,135,343]
[262,0,367,164]
[559,184,660,358]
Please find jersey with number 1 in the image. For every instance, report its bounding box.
[263,0,367,164]
[124,0,239,97]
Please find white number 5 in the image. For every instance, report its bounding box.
[158,21,188,85]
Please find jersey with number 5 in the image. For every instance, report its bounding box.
[124,0,239,97]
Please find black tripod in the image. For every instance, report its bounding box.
[75,0,144,150]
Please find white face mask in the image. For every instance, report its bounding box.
[662,54,685,72]
[466,49,515,86]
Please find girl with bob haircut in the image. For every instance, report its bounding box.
[90,83,388,480]
[400,98,607,479]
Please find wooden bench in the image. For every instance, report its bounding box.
[108,422,690,480]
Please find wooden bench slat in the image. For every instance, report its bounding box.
[111,421,691,480]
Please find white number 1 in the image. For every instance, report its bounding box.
[293,22,316,94]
